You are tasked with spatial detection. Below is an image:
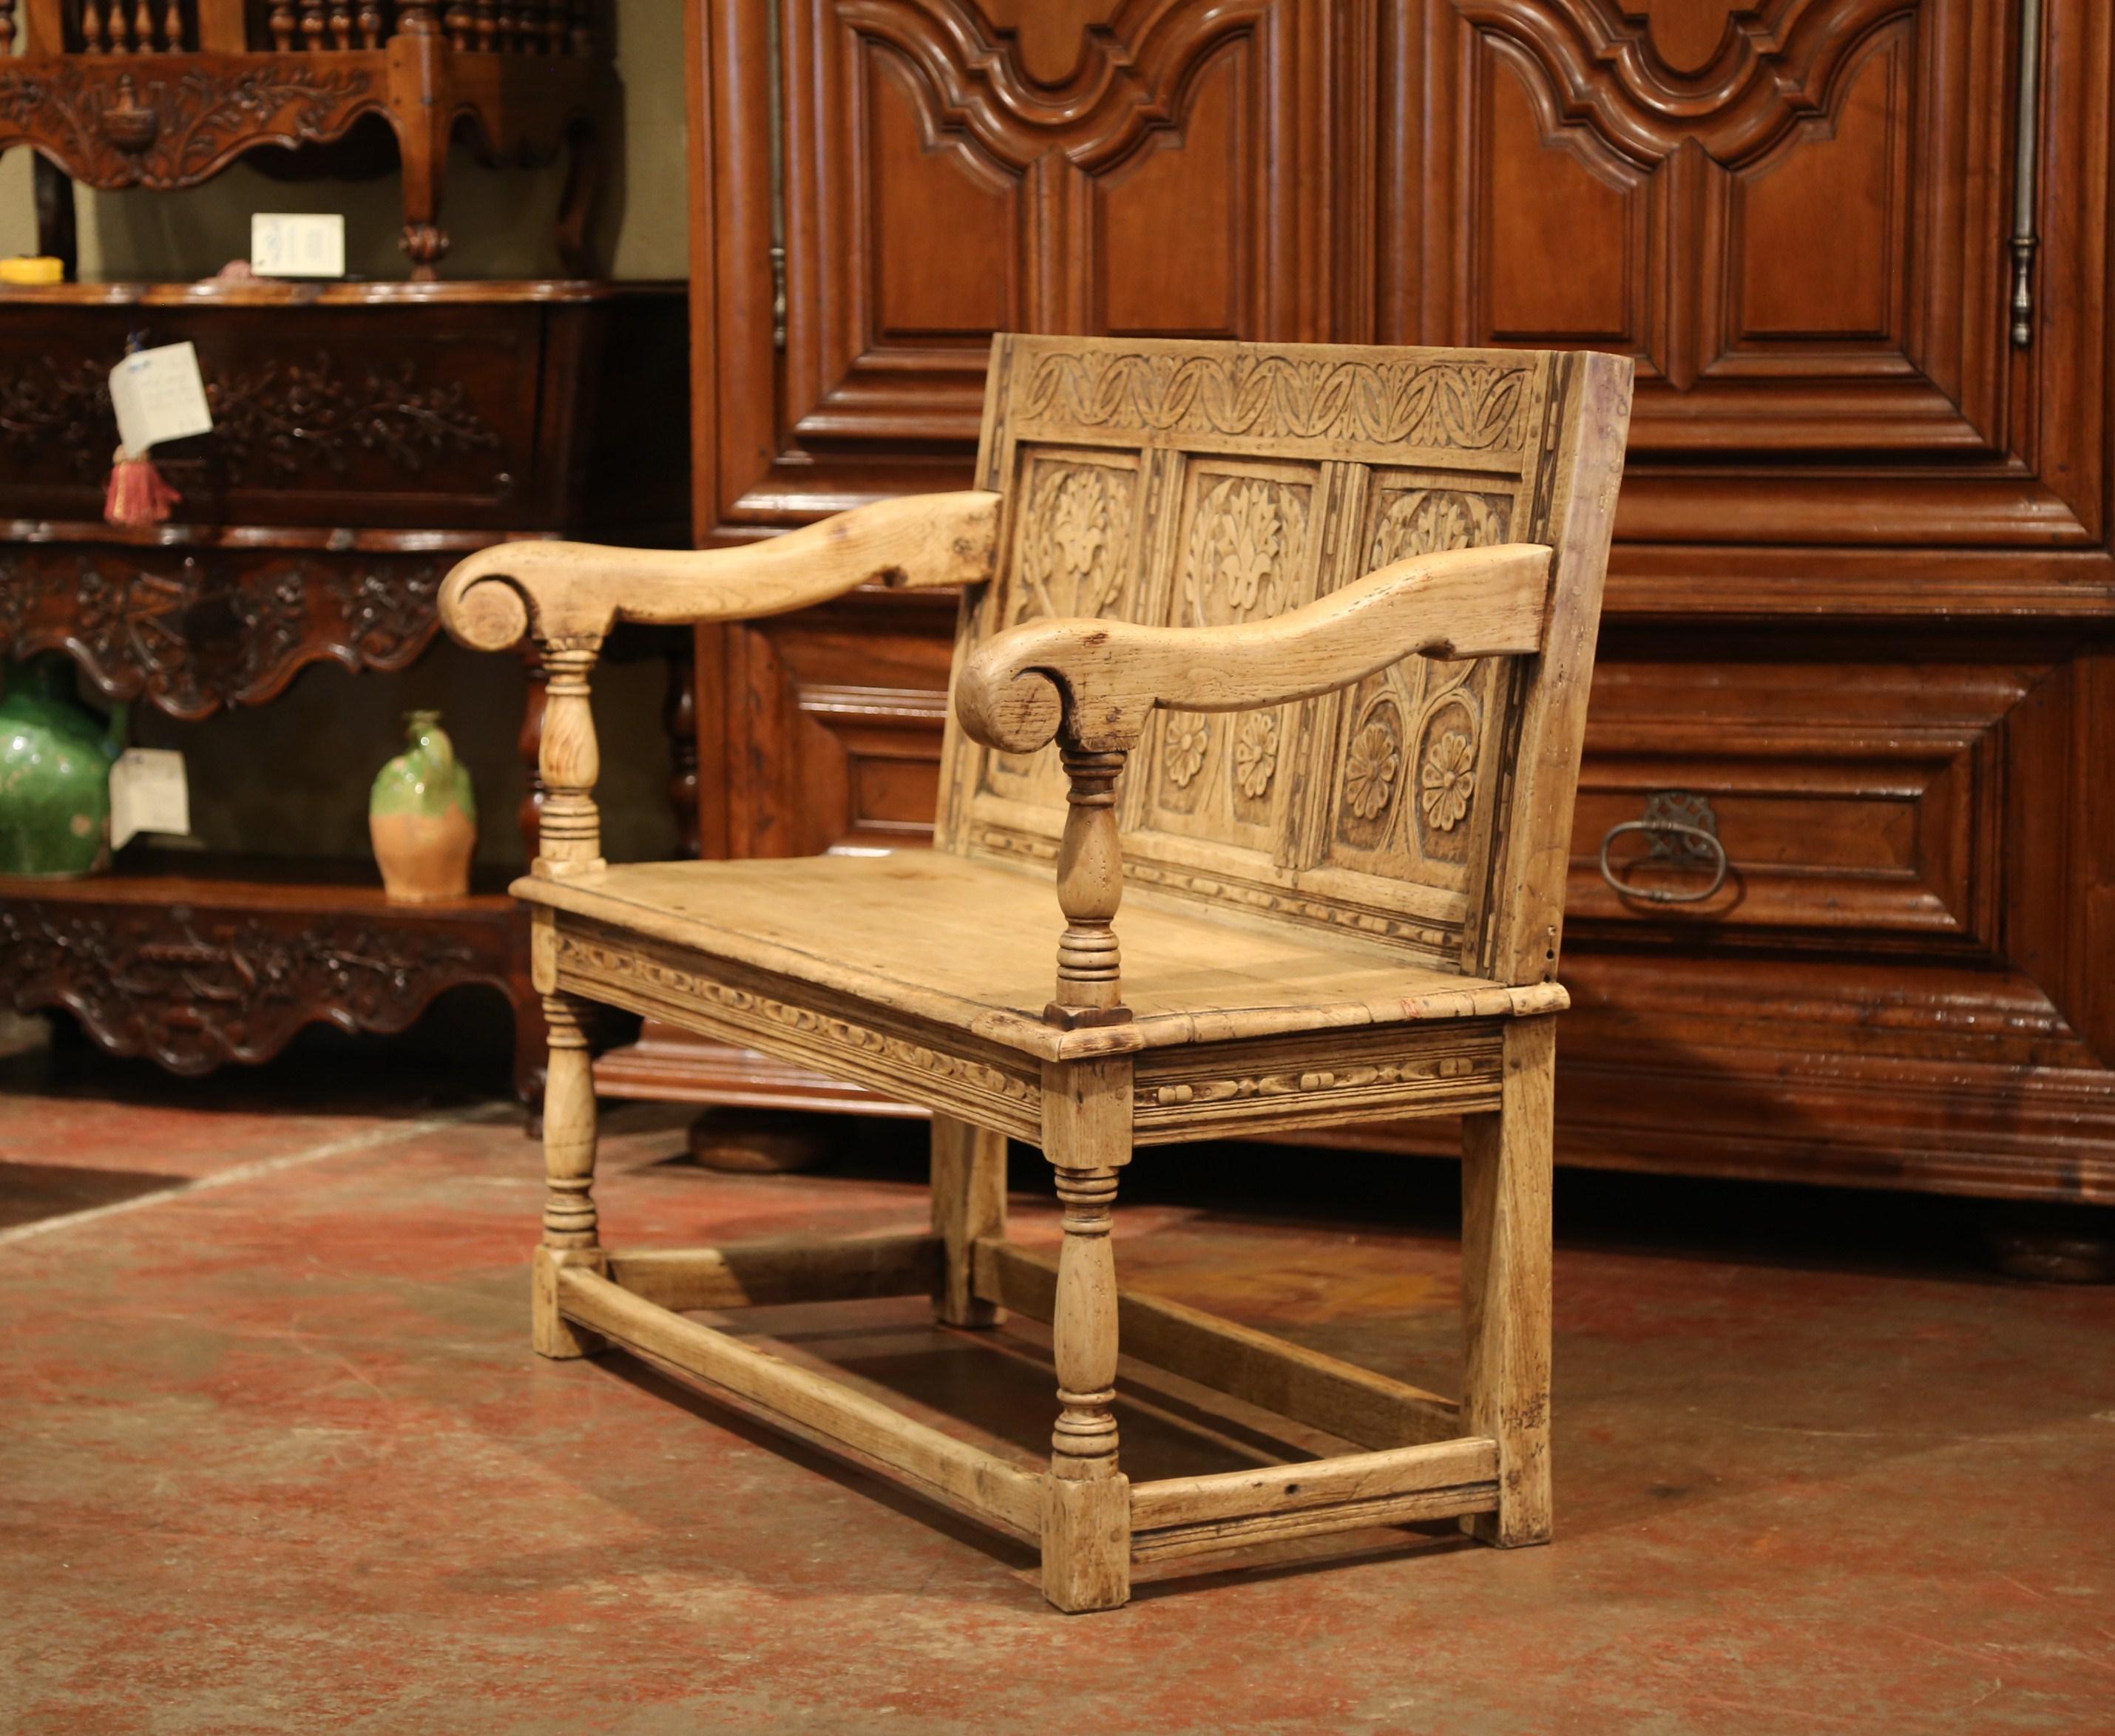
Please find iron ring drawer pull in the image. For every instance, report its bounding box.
[1598,819,1728,905]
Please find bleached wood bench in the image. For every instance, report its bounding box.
[441,334,1632,1610]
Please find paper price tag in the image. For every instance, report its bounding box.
[109,749,191,850]
[251,212,347,279]
[109,342,214,456]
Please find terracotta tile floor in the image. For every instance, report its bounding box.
[2,1029,2112,1735]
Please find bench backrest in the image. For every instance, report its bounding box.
[935,334,1632,987]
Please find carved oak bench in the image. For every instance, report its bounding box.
[439,333,1633,1610]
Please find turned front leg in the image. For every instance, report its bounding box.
[1046,745,1130,1030]
[526,634,609,1356]
[533,988,606,1358]
[541,990,598,1252]
[1040,1057,1132,1613]
[1049,1166,1120,1475]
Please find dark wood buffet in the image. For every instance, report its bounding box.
[592,0,2115,1207]
[0,279,688,1098]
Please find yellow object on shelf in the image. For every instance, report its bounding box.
[0,257,65,285]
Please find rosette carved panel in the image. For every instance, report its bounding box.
[947,334,1571,972]
[1321,483,1517,888]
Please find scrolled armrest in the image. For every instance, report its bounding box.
[441,489,1001,652]
[956,542,1552,756]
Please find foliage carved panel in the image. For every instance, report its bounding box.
[0,901,512,1078]
[1143,461,1316,848]
[977,448,1141,810]
[0,60,380,189]
[0,546,446,719]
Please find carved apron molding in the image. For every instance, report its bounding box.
[0,549,446,719]
[0,903,494,1076]
[0,60,381,188]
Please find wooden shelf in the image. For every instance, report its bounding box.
[0,853,538,1096]
[0,852,520,909]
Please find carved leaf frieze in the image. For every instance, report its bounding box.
[557,932,1041,1125]
[1140,1050,1489,1111]
[0,549,445,719]
[0,61,379,187]
[0,904,490,1077]
[209,354,504,479]
[1019,350,1532,450]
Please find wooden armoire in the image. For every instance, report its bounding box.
[599,0,2115,1208]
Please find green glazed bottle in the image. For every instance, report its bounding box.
[369,708,477,902]
[0,653,123,878]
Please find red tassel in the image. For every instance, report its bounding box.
[104,447,181,529]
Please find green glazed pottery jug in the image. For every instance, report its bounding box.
[369,708,477,902]
[0,653,123,878]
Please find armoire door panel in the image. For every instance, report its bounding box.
[1720,22,1909,350]
[1450,0,1974,393]
[1091,42,1252,339]
[720,0,1353,526]
[867,46,1022,345]
[1479,38,1651,350]
[1404,0,2110,551]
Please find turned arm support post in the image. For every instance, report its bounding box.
[438,490,1001,875]
[954,542,1556,1028]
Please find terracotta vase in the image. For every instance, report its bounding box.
[0,653,123,878]
[369,709,477,903]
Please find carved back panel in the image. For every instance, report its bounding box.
[938,334,1631,982]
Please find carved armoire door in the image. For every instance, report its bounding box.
[622,0,2115,1208]
[1390,0,2115,1200]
